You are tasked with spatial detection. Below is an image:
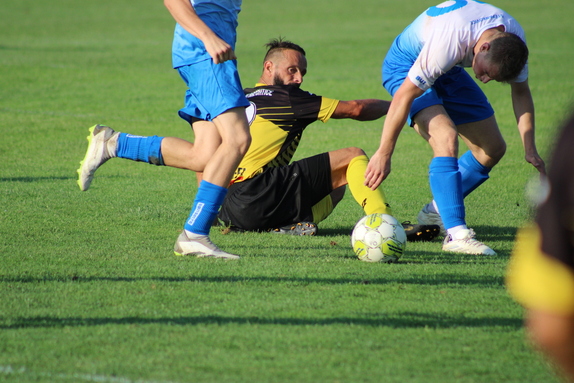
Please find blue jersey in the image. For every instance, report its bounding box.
[171,0,242,68]
[388,0,528,91]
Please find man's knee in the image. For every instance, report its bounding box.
[330,147,366,163]
[475,138,506,168]
[490,139,507,163]
[220,126,251,158]
[238,131,252,156]
[349,147,366,158]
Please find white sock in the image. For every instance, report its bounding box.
[447,225,468,239]
[431,200,440,214]
[184,230,207,239]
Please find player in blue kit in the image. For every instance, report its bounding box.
[77,0,251,260]
[365,0,546,255]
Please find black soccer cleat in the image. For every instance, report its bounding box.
[270,222,318,236]
[402,221,441,242]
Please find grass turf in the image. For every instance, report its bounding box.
[2,0,574,382]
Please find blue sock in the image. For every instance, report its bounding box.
[184,181,228,236]
[116,133,164,165]
[429,157,465,230]
[459,151,491,198]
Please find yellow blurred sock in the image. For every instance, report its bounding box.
[347,155,392,216]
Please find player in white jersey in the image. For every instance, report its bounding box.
[365,0,546,255]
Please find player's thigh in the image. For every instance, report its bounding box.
[413,105,459,157]
[328,147,365,188]
[457,115,506,166]
[212,107,251,151]
[191,119,222,168]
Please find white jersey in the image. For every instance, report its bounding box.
[396,0,528,90]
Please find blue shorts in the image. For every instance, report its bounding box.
[177,59,250,122]
[383,64,494,127]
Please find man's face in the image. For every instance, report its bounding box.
[271,49,307,86]
[472,51,501,84]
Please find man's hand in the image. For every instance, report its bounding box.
[364,150,391,190]
[203,34,237,64]
[525,150,546,178]
[164,0,236,64]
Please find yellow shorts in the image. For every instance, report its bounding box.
[506,225,574,315]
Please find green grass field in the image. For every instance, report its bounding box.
[2,0,574,382]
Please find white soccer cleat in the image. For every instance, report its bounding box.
[173,231,240,260]
[442,228,496,256]
[77,124,119,191]
[417,204,446,235]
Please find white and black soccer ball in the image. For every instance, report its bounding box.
[351,213,407,263]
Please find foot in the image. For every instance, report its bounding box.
[173,231,240,260]
[77,124,119,191]
[417,204,446,235]
[402,221,441,242]
[270,222,318,236]
[442,228,496,255]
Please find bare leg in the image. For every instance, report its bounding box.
[328,147,366,188]
[457,114,506,168]
[527,309,574,382]
[202,107,251,187]
[161,119,222,171]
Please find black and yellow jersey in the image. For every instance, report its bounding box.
[231,83,339,183]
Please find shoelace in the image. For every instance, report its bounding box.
[459,229,488,248]
[448,229,478,242]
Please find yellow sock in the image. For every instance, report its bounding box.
[347,155,393,216]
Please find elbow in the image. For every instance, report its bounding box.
[348,101,377,121]
[350,102,366,120]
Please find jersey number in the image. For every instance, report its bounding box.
[426,0,482,17]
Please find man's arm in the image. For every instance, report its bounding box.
[163,0,236,64]
[365,79,424,189]
[510,79,546,175]
[331,99,391,121]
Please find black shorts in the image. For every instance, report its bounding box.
[218,153,332,231]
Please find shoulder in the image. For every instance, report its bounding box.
[244,84,321,99]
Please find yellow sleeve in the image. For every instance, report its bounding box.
[317,97,339,123]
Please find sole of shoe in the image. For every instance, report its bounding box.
[77,125,100,191]
[271,222,318,236]
[402,222,441,242]
[417,208,446,236]
[173,232,240,260]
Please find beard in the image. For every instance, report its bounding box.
[273,74,300,88]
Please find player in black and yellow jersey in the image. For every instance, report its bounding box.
[507,112,574,381]
[215,38,439,241]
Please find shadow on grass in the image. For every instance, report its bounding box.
[0,176,75,183]
[319,225,518,241]
[0,175,126,183]
[319,224,518,261]
[0,273,505,287]
[318,228,354,236]
[0,313,522,330]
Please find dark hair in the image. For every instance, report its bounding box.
[263,38,306,62]
[487,32,529,82]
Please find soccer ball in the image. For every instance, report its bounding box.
[351,213,407,263]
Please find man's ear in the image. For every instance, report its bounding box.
[480,42,491,53]
[263,60,274,74]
